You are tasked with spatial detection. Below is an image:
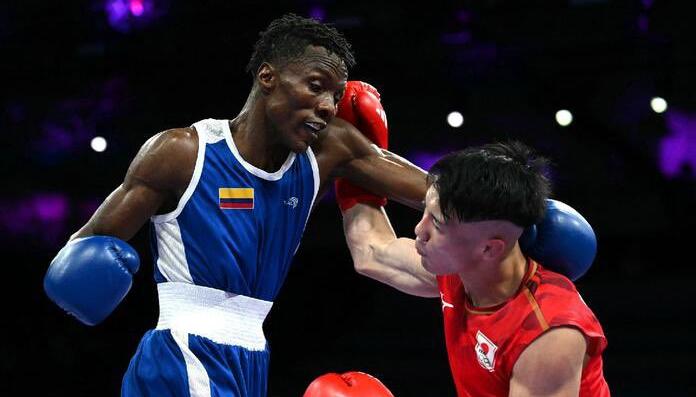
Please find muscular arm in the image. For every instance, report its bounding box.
[509,327,588,397]
[71,128,197,241]
[343,203,438,297]
[313,118,428,211]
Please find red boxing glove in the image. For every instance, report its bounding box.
[304,371,395,397]
[335,81,389,212]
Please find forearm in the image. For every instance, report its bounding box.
[342,143,428,212]
[377,147,428,211]
[70,182,164,242]
[342,204,438,297]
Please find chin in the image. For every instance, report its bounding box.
[286,131,313,153]
[279,134,307,153]
[421,258,437,275]
[290,141,309,153]
[422,257,454,276]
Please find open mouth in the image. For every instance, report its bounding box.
[303,121,326,138]
[304,121,326,135]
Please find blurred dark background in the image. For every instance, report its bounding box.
[2,0,695,395]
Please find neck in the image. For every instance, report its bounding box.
[460,244,528,308]
[230,86,290,172]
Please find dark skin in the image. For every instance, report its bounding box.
[73,45,427,241]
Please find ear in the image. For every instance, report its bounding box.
[482,238,507,261]
[256,62,276,94]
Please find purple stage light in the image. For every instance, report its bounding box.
[130,0,145,16]
[659,110,696,179]
[106,0,129,24]
[37,123,77,153]
[0,194,70,246]
[409,150,452,171]
[105,0,156,32]
[33,194,69,222]
[308,6,326,22]
[31,77,128,163]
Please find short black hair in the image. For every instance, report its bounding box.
[246,13,356,76]
[428,141,551,227]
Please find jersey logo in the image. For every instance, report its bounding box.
[475,330,498,372]
[440,292,454,311]
[219,188,254,210]
[283,197,299,209]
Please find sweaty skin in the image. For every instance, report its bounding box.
[72,45,427,241]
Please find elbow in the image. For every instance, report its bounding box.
[353,259,372,277]
[353,259,382,281]
[346,240,379,277]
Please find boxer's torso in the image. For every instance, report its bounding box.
[149,118,319,301]
[437,260,610,397]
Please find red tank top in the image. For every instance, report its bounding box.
[437,260,610,397]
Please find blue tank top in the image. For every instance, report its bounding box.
[149,119,319,301]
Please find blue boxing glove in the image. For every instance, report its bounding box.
[44,236,140,326]
[519,199,597,281]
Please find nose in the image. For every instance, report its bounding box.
[316,93,337,121]
[414,214,429,243]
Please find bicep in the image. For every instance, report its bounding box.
[71,128,196,241]
[509,327,587,397]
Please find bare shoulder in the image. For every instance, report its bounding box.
[312,118,351,155]
[312,117,378,179]
[310,118,355,183]
[518,327,587,363]
[127,127,199,192]
[70,127,199,239]
[316,117,378,154]
[139,127,198,159]
[510,327,587,396]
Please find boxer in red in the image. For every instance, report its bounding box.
[335,131,610,394]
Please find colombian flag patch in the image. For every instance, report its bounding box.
[219,188,254,210]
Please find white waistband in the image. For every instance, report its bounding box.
[156,282,273,351]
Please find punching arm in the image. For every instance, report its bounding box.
[343,204,438,297]
[44,128,197,325]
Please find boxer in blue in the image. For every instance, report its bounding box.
[44,14,427,397]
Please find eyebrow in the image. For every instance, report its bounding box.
[308,57,347,78]
[309,66,330,76]
[309,69,343,86]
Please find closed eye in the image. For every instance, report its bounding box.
[334,90,345,104]
[309,81,322,93]
[431,214,444,231]
[433,219,441,231]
